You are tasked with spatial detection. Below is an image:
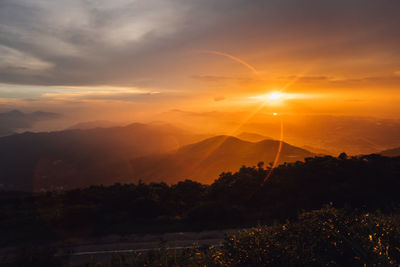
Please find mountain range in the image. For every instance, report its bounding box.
[0,109,60,137]
[160,110,400,155]
[0,123,314,191]
[130,135,314,184]
[0,123,206,191]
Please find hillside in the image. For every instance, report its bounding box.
[0,123,204,191]
[130,135,314,184]
[2,154,400,250]
[0,129,312,190]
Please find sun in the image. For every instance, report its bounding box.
[248,91,285,104]
[268,92,283,100]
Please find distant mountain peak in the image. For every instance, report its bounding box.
[0,109,61,137]
[67,120,120,130]
[236,132,271,142]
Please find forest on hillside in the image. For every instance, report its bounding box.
[2,154,400,266]
[1,154,400,248]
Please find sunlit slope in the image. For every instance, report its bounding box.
[130,136,314,184]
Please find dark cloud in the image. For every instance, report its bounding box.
[0,0,399,89]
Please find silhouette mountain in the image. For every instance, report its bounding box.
[0,125,313,190]
[380,147,400,157]
[0,123,205,191]
[130,135,314,184]
[66,120,120,130]
[0,109,60,137]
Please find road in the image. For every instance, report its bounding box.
[0,229,234,265]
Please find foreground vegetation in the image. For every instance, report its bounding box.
[1,154,400,246]
[1,154,400,265]
[4,207,400,266]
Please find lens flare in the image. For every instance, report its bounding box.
[193,49,258,74]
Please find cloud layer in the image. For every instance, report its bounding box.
[0,0,399,89]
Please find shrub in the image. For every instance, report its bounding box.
[224,207,400,266]
[74,207,400,266]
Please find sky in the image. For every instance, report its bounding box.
[1,0,400,126]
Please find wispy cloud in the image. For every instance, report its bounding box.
[0,45,53,71]
[42,86,161,102]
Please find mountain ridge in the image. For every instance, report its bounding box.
[0,124,313,190]
[130,135,314,184]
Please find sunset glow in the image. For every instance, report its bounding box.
[0,0,398,150]
[1,2,400,264]
[247,91,315,105]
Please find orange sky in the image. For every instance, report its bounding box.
[0,0,400,126]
